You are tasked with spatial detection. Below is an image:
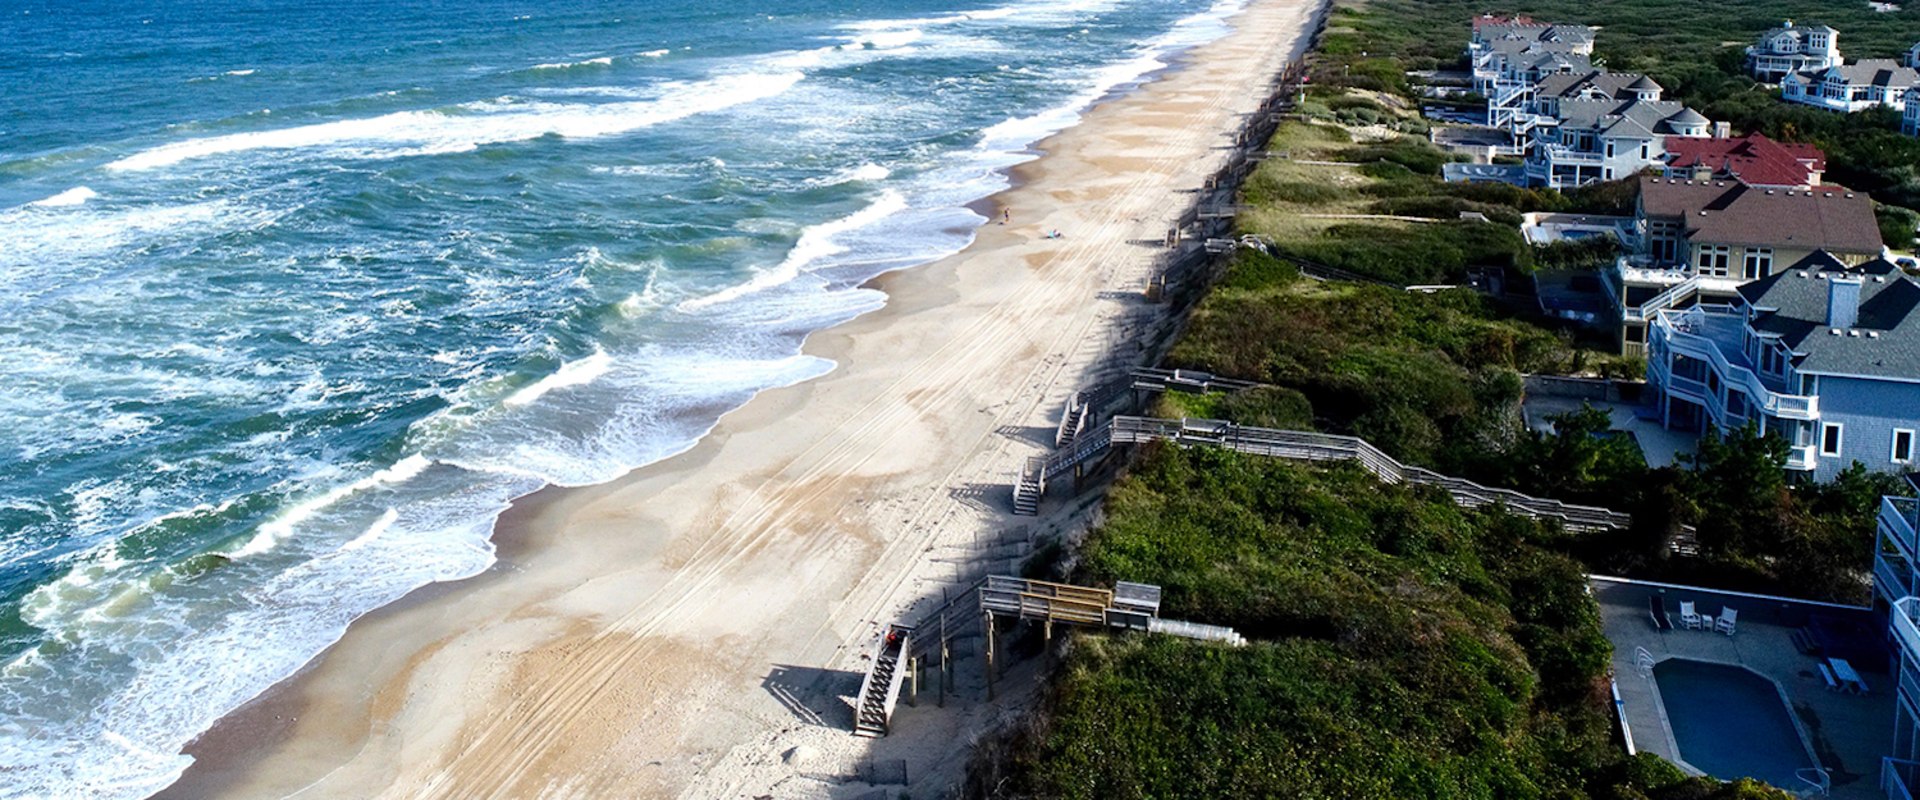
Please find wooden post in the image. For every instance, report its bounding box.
[984,611,997,701]
[907,656,918,707]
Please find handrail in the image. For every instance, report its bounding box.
[1796,766,1831,796]
[1105,416,1635,532]
[1634,646,1656,676]
[1653,306,1817,419]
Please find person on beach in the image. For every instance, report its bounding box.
[1001,209,1010,225]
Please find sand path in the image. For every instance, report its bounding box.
[160,1,1322,797]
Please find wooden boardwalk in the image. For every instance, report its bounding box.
[852,574,1244,736]
[1019,413,1640,534]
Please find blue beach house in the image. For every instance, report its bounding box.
[1647,252,1920,480]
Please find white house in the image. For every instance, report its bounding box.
[1747,21,1842,83]
[1521,72,1713,189]
[1782,59,1920,112]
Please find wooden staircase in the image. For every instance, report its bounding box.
[1056,393,1090,448]
[1012,457,1044,516]
[852,624,913,738]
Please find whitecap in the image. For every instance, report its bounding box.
[105,71,806,172]
[27,186,97,207]
[679,190,909,311]
[503,347,613,408]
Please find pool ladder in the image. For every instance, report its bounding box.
[1634,646,1656,677]
[1795,766,1830,796]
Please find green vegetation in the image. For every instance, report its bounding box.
[1236,119,1593,285]
[1166,249,1899,601]
[970,448,1792,800]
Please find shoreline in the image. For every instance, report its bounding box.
[156,1,1325,796]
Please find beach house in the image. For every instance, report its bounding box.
[1905,87,1920,136]
[1646,253,1920,480]
[1746,21,1842,83]
[1468,16,1595,134]
[1782,60,1920,113]
[1662,133,1825,190]
[1520,72,1712,189]
[1875,491,1920,797]
[1610,177,1881,354]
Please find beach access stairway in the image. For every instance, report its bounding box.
[1019,407,1687,545]
[854,576,1246,736]
[852,623,913,737]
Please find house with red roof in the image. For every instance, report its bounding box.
[1662,133,1826,190]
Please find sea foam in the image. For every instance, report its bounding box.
[105,71,806,171]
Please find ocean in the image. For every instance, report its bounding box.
[0,0,1241,794]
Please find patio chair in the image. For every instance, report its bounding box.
[1679,601,1701,630]
[1649,594,1673,632]
[1715,607,1738,636]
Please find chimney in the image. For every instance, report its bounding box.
[1828,274,1863,329]
[1713,121,1731,138]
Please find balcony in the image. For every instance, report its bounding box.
[1651,306,1819,421]
[1888,496,1920,559]
[1785,444,1817,472]
[1880,549,1918,605]
[1894,596,1920,666]
[1533,143,1606,166]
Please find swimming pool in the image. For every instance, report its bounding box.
[1652,658,1817,787]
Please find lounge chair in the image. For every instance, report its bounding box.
[1818,663,1839,690]
[1679,601,1701,630]
[1649,594,1673,632]
[1716,607,1738,636]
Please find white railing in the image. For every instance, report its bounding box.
[1893,597,1920,666]
[1635,646,1656,676]
[1653,307,1818,420]
[1796,767,1831,796]
[1786,444,1817,472]
[1889,497,1920,558]
[1886,758,1920,800]
[1880,556,1911,605]
[1536,143,1606,165]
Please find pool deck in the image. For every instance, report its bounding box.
[1522,396,1697,469]
[1594,578,1894,799]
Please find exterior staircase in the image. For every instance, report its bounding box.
[1012,457,1044,516]
[852,624,912,737]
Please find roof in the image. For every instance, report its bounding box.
[1554,98,1700,136]
[1739,253,1920,379]
[1535,70,1662,100]
[1638,177,1881,253]
[1800,59,1920,89]
[1664,133,1826,188]
[1472,17,1594,44]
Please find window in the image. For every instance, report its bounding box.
[1743,248,1773,279]
[1606,141,1615,158]
[1759,343,1783,374]
[1696,244,1731,277]
[1896,429,1916,463]
[1821,422,1844,457]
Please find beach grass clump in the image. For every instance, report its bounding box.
[970,448,1793,800]
[1266,221,1532,285]
[1169,277,1555,466]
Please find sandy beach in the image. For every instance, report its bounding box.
[156,1,1322,796]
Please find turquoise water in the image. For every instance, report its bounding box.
[1654,658,1816,788]
[0,0,1244,794]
